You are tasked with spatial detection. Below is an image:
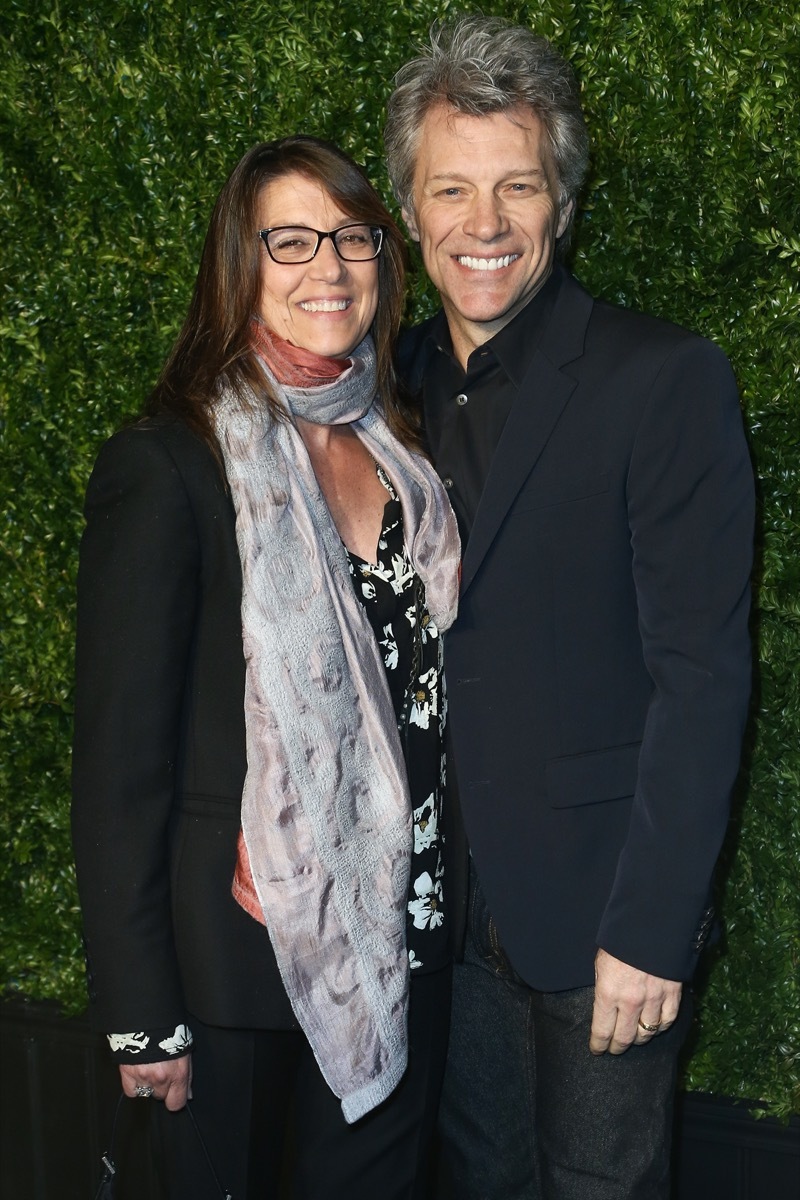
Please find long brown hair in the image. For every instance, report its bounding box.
[146,136,415,449]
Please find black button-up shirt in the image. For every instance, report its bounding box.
[422,268,562,544]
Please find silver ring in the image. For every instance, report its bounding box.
[135,1084,155,1098]
[638,1018,660,1034]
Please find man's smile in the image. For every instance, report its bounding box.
[455,253,521,272]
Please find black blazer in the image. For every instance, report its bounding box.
[401,269,754,991]
[72,416,296,1034]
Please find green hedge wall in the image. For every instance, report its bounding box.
[1,0,798,1118]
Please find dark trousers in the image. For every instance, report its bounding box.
[437,865,691,1200]
[154,968,451,1200]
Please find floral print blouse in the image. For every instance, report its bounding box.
[345,466,448,975]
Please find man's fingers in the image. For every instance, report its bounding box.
[633,1010,663,1044]
[608,1009,640,1055]
[637,983,681,1040]
[658,991,682,1031]
[591,950,683,1055]
[589,994,619,1055]
[590,1006,641,1054]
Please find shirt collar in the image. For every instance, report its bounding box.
[425,263,565,387]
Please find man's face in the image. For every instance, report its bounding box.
[404,105,572,365]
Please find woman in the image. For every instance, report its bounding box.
[71,136,460,1200]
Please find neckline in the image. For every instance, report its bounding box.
[344,487,397,570]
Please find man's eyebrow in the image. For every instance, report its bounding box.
[424,167,549,184]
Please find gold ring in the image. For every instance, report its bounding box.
[638,1018,660,1034]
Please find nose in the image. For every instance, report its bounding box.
[309,234,348,280]
[463,192,509,242]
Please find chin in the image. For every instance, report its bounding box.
[457,300,517,324]
[322,340,360,359]
[296,323,368,361]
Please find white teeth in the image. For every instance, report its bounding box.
[299,299,349,312]
[457,254,519,271]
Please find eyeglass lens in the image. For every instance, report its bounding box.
[263,224,382,263]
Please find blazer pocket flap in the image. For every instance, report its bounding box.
[512,472,610,514]
[546,742,641,808]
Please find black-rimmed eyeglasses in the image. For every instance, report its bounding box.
[258,223,385,264]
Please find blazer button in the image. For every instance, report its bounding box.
[443,476,454,488]
[455,393,468,406]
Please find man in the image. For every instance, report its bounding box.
[385,16,754,1199]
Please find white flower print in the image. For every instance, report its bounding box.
[413,792,438,853]
[158,1024,193,1055]
[343,463,447,969]
[390,551,414,593]
[380,624,399,671]
[107,1031,150,1054]
[435,847,445,881]
[428,616,439,636]
[410,666,439,730]
[421,614,439,644]
[408,870,444,930]
[404,603,439,641]
[367,561,396,586]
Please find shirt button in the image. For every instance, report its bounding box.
[455,393,468,406]
[442,476,454,489]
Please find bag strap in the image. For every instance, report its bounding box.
[95,1092,234,1199]
[186,1099,233,1199]
[94,1092,124,1199]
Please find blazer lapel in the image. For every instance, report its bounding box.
[460,274,594,595]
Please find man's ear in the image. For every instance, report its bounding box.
[402,207,420,242]
[556,199,574,240]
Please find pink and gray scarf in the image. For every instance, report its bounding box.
[213,331,460,1122]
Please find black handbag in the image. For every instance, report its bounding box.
[95,1093,233,1199]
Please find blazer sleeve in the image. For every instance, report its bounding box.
[595,336,754,980]
[72,424,200,1033]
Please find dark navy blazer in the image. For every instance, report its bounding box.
[401,268,754,991]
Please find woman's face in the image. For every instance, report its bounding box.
[256,172,379,359]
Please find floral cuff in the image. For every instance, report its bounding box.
[107,1023,193,1063]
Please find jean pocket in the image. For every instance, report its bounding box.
[469,871,515,978]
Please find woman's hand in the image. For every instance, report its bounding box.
[119,1054,193,1111]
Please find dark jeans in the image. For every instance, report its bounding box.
[153,967,451,1200]
[437,865,691,1200]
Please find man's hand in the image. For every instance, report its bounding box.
[589,949,682,1055]
[119,1053,193,1111]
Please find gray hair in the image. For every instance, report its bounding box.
[384,15,589,247]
